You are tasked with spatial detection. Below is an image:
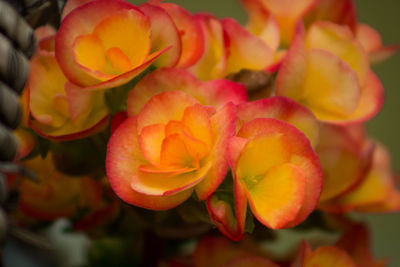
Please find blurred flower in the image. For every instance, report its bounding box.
[292,224,386,267]
[27,26,109,141]
[275,22,383,124]
[10,154,102,221]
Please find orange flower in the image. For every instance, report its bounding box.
[27,26,109,140]
[106,68,246,210]
[55,0,181,90]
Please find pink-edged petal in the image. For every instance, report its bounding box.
[237,118,322,227]
[61,0,94,20]
[240,0,280,51]
[237,96,319,147]
[159,2,205,68]
[260,0,318,45]
[110,111,127,134]
[316,124,372,203]
[139,3,181,68]
[194,103,236,200]
[304,0,357,31]
[207,194,243,241]
[127,68,246,116]
[56,0,147,87]
[130,162,211,196]
[189,14,228,81]
[343,71,384,125]
[30,115,109,141]
[83,47,167,91]
[202,79,248,109]
[29,54,68,128]
[246,163,306,229]
[221,18,274,74]
[306,246,358,267]
[127,68,203,116]
[106,116,192,210]
[138,124,165,166]
[276,24,361,123]
[356,23,398,64]
[305,21,369,83]
[136,90,199,133]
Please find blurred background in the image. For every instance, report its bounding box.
[131,0,400,265]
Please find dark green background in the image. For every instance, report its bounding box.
[131,0,400,264]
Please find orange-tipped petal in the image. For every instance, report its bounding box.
[14,129,35,160]
[136,90,199,133]
[305,21,369,83]
[138,124,165,166]
[240,0,280,51]
[305,246,358,267]
[246,163,306,229]
[276,23,362,123]
[343,71,384,124]
[127,68,203,116]
[304,0,357,31]
[56,0,150,86]
[237,96,319,147]
[316,124,371,203]
[106,117,192,210]
[139,3,181,68]
[195,103,236,200]
[189,14,228,81]
[127,68,247,116]
[61,0,94,20]
[236,118,322,227]
[221,18,274,74]
[260,0,318,45]
[207,194,242,241]
[356,23,398,64]
[158,2,205,68]
[130,162,211,196]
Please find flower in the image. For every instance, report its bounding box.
[293,224,386,267]
[208,96,321,240]
[319,136,400,213]
[193,236,278,267]
[356,23,399,65]
[227,111,322,232]
[11,154,102,221]
[189,14,274,81]
[55,0,181,90]
[27,26,109,140]
[275,22,383,124]
[106,68,246,210]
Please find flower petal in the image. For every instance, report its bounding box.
[189,14,228,81]
[221,18,274,74]
[106,116,192,210]
[306,21,369,83]
[139,3,181,67]
[246,163,306,229]
[237,96,319,147]
[159,2,205,68]
[136,90,199,133]
[195,103,236,200]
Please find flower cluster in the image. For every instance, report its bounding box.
[12,0,399,261]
